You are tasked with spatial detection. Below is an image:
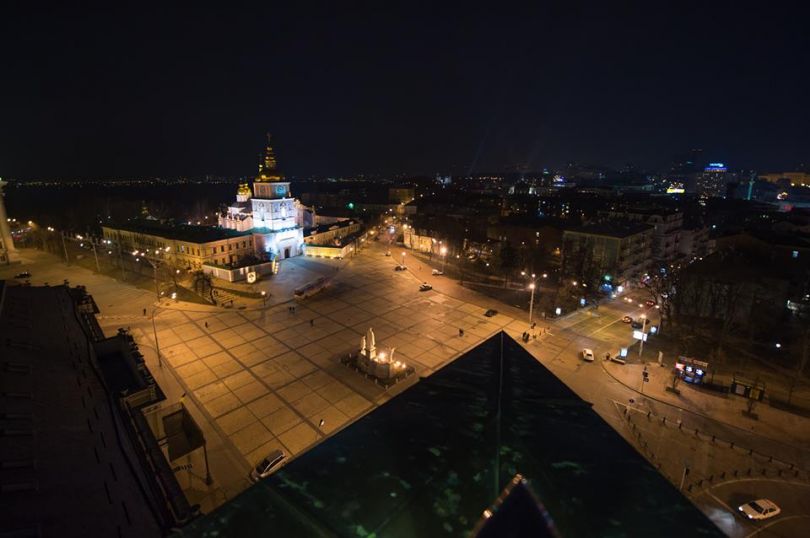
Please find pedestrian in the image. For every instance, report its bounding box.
[310,319,314,327]
[531,321,536,330]
[143,308,147,316]
[458,328,464,337]
[204,321,209,329]
[533,333,537,340]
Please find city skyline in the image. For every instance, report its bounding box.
[1,4,808,178]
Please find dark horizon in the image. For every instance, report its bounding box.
[1,3,808,179]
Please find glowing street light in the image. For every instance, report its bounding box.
[440,245,448,272]
[401,251,406,267]
[638,314,648,356]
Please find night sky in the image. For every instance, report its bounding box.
[1,3,808,179]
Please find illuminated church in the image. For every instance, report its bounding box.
[219,135,307,259]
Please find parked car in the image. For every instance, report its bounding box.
[249,449,285,482]
[14,271,31,279]
[738,499,780,520]
[419,283,432,291]
[431,269,443,275]
[622,315,633,324]
[484,309,498,317]
[610,354,626,365]
[581,348,595,362]
[394,265,407,271]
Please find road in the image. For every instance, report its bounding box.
[4,243,810,535]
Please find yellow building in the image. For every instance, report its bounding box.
[303,220,364,259]
[102,221,255,271]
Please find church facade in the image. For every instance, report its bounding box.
[219,135,306,259]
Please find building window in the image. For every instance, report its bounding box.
[793,250,799,259]
[229,244,232,251]
[220,245,225,253]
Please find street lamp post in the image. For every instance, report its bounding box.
[134,247,169,301]
[401,251,406,268]
[440,246,448,273]
[80,235,101,273]
[261,290,267,306]
[638,313,648,356]
[61,232,70,265]
[152,305,162,368]
[521,271,537,325]
[91,240,100,272]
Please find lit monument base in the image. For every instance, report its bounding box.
[342,327,414,386]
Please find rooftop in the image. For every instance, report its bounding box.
[564,221,653,238]
[178,332,720,537]
[304,219,361,238]
[0,284,162,537]
[104,219,252,244]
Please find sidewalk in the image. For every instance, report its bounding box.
[602,358,810,454]
[129,336,251,512]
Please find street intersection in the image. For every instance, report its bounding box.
[4,244,810,535]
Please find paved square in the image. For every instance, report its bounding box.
[125,246,507,474]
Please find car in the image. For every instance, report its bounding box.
[484,309,498,317]
[738,499,780,520]
[431,269,443,275]
[394,265,407,271]
[645,299,656,307]
[419,283,432,291]
[14,271,31,279]
[581,348,595,361]
[610,354,626,365]
[622,315,633,324]
[249,449,285,483]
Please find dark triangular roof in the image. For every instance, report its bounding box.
[178,332,721,537]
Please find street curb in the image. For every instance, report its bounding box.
[599,358,810,456]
